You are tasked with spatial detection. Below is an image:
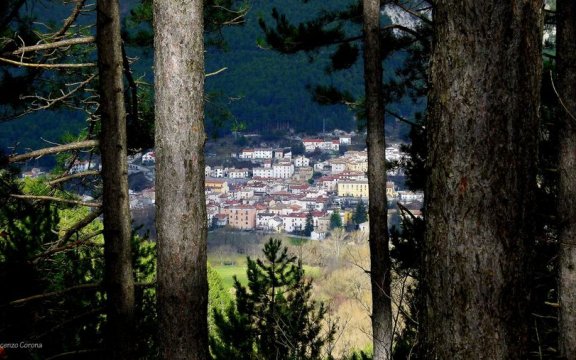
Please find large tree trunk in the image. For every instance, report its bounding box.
[154,0,209,359]
[363,0,392,358]
[422,1,542,358]
[557,0,576,357]
[96,0,135,358]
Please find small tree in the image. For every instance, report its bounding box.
[304,211,315,237]
[329,211,342,230]
[210,238,336,360]
[353,200,368,225]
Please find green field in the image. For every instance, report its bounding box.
[212,263,321,292]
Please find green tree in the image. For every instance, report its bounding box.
[353,200,368,225]
[329,211,342,229]
[304,211,314,237]
[210,238,336,360]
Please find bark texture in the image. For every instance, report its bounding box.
[557,0,576,357]
[96,0,135,358]
[154,0,209,359]
[422,1,543,358]
[363,0,392,358]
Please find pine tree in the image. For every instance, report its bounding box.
[210,238,336,360]
[304,212,314,237]
[329,211,342,229]
[353,200,368,225]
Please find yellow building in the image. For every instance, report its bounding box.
[347,160,368,173]
[205,179,229,194]
[337,180,369,198]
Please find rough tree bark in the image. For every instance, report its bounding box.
[154,0,209,359]
[363,0,392,358]
[557,0,576,357]
[422,1,543,358]
[96,0,135,358]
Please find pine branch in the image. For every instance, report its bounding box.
[10,194,101,208]
[8,139,98,162]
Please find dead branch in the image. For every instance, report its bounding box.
[8,139,98,162]
[0,56,96,68]
[48,170,100,186]
[32,230,103,264]
[9,283,101,306]
[9,194,101,208]
[10,36,95,56]
[8,282,154,306]
[392,0,433,24]
[53,0,87,40]
[59,208,103,243]
[20,74,97,114]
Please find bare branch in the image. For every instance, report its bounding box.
[206,67,228,77]
[392,0,433,25]
[58,208,103,243]
[8,139,98,163]
[53,0,87,40]
[9,283,101,306]
[10,36,95,55]
[20,74,97,114]
[48,170,100,186]
[31,230,103,264]
[0,56,96,68]
[10,194,101,208]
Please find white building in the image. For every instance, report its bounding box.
[339,136,352,145]
[273,162,295,178]
[210,166,225,178]
[253,148,274,159]
[239,149,254,159]
[282,213,307,233]
[253,167,274,178]
[293,156,310,167]
[228,168,249,179]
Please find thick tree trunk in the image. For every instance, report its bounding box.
[363,0,392,358]
[557,0,576,357]
[422,1,542,358]
[154,0,209,359]
[96,0,135,358]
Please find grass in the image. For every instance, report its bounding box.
[212,263,248,290]
[212,262,321,292]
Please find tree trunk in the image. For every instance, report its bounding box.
[422,1,542,358]
[154,0,209,358]
[557,0,576,357]
[363,0,392,358]
[96,0,135,358]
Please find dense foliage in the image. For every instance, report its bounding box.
[210,238,336,360]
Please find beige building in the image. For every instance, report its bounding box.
[223,205,256,230]
[337,180,369,198]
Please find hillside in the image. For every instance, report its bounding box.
[0,0,417,156]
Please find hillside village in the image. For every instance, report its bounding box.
[129,133,423,239]
[21,132,423,239]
